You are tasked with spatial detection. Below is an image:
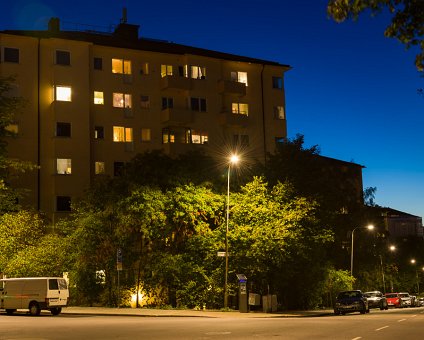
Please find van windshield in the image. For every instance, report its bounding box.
[58,279,68,290]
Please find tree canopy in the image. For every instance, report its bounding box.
[327,0,424,71]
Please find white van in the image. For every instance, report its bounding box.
[0,277,69,316]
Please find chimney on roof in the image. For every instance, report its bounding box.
[48,17,60,32]
[114,8,139,40]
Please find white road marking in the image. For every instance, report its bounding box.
[411,314,417,317]
[398,319,406,322]
[351,337,362,340]
[375,326,389,331]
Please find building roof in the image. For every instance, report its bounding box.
[2,21,290,68]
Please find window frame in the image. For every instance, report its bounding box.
[55,50,71,66]
[3,47,20,63]
[56,122,71,137]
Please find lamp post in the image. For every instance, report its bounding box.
[224,154,239,308]
[410,259,423,295]
[350,224,374,276]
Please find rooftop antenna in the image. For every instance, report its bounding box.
[120,7,127,24]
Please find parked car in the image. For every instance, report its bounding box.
[334,290,370,315]
[417,297,424,307]
[364,291,388,310]
[399,292,412,307]
[385,292,407,308]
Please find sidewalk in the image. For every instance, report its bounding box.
[62,306,334,318]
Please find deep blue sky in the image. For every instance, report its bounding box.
[1,0,423,219]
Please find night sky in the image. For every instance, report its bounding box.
[1,0,423,219]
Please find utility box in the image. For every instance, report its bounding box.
[236,274,248,313]
[263,294,278,313]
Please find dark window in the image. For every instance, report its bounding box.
[191,97,206,112]
[94,57,102,70]
[56,50,70,65]
[114,162,124,176]
[272,76,283,89]
[162,97,173,110]
[178,66,185,77]
[56,196,71,211]
[94,126,104,139]
[4,47,19,63]
[56,122,71,137]
[49,279,59,290]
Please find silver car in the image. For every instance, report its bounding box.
[364,291,388,310]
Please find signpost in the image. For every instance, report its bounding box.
[117,248,122,308]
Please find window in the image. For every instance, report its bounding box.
[55,86,72,102]
[94,57,102,70]
[114,162,124,176]
[5,124,18,134]
[140,95,150,109]
[191,130,208,144]
[56,158,72,174]
[162,97,173,110]
[190,65,206,79]
[56,122,71,137]
[113,126,133,142]
[141,128,151,142]
[162,127,190,144]
[94,91,104,105]
[232,103,249,115]
[274,106,285,119]
[56,50,70,65]
[95,161,105,175]
[161,64,173,77]
[112,58,131,74]
[94,126,104,139]
[231,71,248,86]
[56,196,71,212]
[113,93,132,108]
[272,76,283,89]
[190,97,207,112]
[178,65,188,77]
[140,62,149,75]
[3,47,19,63]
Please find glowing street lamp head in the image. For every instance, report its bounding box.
[230,154,239,165]
[366,225,374,231]
[411,259,416,264]
[389,245,396,251]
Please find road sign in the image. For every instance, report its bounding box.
[217,251,226,257]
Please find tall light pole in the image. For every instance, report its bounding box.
[350,224,374,276]
[224,154,239,308]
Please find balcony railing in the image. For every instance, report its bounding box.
[217,79,246,96]
[161,107,193,124]
[161,75,192,90]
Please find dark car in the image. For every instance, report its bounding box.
[364,291,388,310]
[334,290,370,315]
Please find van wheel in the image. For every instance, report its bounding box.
[5,309,16,315]
[29,302,41,316]
[50,307,62,315]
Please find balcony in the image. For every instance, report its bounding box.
[217,80,246,96]
[161,107,193,124]
[219,112,249,127]
[161,75,192,90]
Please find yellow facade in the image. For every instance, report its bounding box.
[0,20,290,221]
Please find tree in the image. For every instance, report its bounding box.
[327,0,424,71]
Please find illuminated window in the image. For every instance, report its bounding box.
[141,62,149,75]
[56,196,71,212]
[232,103,249,115]
[141,128,151,142]
[190,97,207,112]
[113,93,132,108]
[113,126,133,142]
[3,47,19,63]
[56,122,71,137]
[140,95,150,109]
[94,126,104,139]
[94,91,104,105]
[274,106,285,119]
[112,58,131,74]
[56,158,72,174]
[162,127,190,144]
[272,76,283,89]
[56,50,70,65]
[190,65,206,79]
[5,124,18,134]
[95,161,105,175]
[55,86,72,102]
[178,65,188,77]
[161,64,173,77]
[191,130,208,144]
[231,71,248,86]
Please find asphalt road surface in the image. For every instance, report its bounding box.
[1,307,424,339]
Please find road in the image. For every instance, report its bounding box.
[1,308,424,339]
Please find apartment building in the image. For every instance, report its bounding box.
[0,17,290,221]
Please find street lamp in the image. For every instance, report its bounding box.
[350,224,374,276]
[224,154,239,308]
[410,259,422,295]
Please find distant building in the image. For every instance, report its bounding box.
[0,16,290,220]
[378,207,423,239]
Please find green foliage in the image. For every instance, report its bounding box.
[327,0,424,71]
